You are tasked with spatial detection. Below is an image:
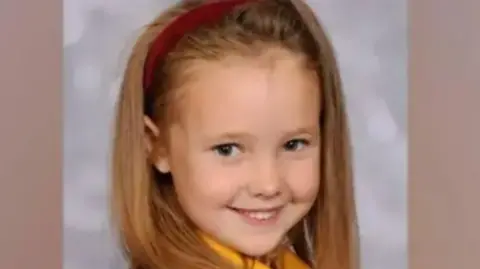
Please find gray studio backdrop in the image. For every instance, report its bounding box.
[63,0,407,268]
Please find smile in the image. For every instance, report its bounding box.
[229,206,284,225]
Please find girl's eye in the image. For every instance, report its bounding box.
[283,139,310,152]
[212,143,241,157]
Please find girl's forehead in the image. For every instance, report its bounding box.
[173,55,320,134]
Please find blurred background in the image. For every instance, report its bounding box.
[63,0,407,268]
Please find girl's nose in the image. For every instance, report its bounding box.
[247,158,283,199]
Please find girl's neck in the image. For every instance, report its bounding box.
[199,233,310,269]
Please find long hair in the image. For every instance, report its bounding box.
[110,1,358,268]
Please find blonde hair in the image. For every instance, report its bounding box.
[111,0,358,268]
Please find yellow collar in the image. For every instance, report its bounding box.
[202,235,310,269]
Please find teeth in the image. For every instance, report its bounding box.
[244,211,276,220]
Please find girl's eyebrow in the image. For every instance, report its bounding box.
[202,131,257,144]
[281,126,319,138]
[203,126,319,143]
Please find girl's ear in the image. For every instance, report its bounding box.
[144,115,159,153]
[144,116,171,174]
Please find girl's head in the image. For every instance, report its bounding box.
[111,0,357,269]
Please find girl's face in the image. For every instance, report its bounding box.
[155,49,320,256]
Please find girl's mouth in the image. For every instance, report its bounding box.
[228,206,284,225]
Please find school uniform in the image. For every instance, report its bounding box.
[203,235,310,269]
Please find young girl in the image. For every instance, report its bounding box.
[111,0,358,268]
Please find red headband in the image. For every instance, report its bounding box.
[143,0,255,91]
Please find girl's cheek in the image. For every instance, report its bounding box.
[193,162,249,197]
[285,158,320,200]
